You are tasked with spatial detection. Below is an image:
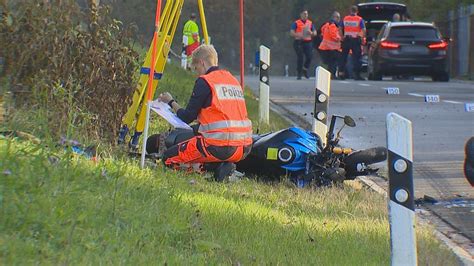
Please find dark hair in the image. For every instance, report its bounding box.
[350,5,358,14]
[190,13,196,19]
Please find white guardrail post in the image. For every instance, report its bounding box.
[181,35,188,69]
[312,66,331,147]
[386,113,417,266]
[259,45,270,124]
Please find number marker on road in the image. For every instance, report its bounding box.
[425,95,440,103]
[386,87,400,95]
[465,103,474,112]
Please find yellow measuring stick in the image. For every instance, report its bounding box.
[118,0,209,147]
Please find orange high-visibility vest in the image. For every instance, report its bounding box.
[198,70,253,147]
[343,15,364,38]
[295,19,313,41]
[319,22,342,51]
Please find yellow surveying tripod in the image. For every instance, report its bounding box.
[118,0,210,148]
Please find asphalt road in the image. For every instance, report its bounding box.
[246,75,474,243]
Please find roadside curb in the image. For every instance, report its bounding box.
[268,98,474,265]
[268,99,311,129]
[452,79,474,85]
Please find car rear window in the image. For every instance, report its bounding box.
[358,4,407,21]
[388,26,439,40]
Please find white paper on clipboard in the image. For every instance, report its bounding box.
[150,100,192,130]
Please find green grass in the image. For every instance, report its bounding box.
[0,63,459,265]
[0,139,459,265]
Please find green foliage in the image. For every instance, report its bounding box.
[0,138,459,264]
[0,0,139,142]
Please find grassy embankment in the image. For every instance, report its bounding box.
[0,64,458,265]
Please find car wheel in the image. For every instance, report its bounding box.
[432,72,450,82]
[373,69,382,81]
[368,71,374,80]
[439,72,450,82]
[368,66,382,81]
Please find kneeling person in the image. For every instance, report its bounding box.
[147,45,252,181]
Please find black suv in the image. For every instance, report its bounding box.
[368,22,450,81]
[358,2,408,40]
[357,2,408,73]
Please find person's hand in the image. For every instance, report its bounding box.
[293,31,303,40]
[158,92,173,104]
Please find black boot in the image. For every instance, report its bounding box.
[213,162,236,182]
[354,73,365,80]
[302,68,310,79]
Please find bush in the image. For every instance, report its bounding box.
[0,0,139,142]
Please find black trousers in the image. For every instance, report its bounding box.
[341,37,362,77]
[319,49,341,77]
[293,40,313,77]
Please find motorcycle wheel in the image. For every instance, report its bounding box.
[344,147,387,171]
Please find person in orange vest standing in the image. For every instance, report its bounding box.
[290,9,317,80]
[340,5,366,80]
[148,45,253,181]
[319,11,342,78]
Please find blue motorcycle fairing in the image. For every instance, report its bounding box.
[281,127,321,171]
[288,127,319,151]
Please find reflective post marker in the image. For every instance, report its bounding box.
[386,113,417,266]
[239,0,244,88]
[312,67,331,147]
[259,45,270,124]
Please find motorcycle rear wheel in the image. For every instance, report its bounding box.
[345,147,387,165]
[344,147,387,175]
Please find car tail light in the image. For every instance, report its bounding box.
[380,41,400,49]
[428,41,448,50]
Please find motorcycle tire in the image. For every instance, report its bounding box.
[344,147,387,168]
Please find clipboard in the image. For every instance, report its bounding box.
[150,100,192,130]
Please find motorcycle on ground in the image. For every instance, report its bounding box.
[236,115,387,187]
[142,114,387,186]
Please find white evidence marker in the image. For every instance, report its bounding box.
[425,95,440,103]
[386,87,400,95]
[465,103,474,112]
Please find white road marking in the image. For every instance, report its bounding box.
[443,100,462,104]
[339,81,350,84]
[408,93,424,97]
[358,83,371,87]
